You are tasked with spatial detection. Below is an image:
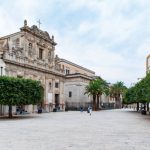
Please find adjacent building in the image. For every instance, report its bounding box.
[58,59,95,110]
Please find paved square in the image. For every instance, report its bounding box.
[0,109,150,150]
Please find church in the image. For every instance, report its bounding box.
[0,20,96,115]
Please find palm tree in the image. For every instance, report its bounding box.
[95,78,109,110]
[109,81,127,108]
[85,78,109,110]
[85,80,98,110]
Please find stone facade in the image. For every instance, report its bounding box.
[0,20,97,114]
[0,20,66,114]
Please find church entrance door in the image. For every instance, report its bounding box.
[55,94,60,109]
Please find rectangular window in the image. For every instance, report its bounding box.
[17,75,23,78]
[69,91,72,97]
[65,69,70,75]
[49,82,52,90]
[62,65,64,70]
[55,82,59,88]
[39,48,43,59]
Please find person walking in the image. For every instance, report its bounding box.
[80,106,83,112]
[88,106,92,115]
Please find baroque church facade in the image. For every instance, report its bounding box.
[0,20,95,115]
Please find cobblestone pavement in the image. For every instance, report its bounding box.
[0,109,150,150]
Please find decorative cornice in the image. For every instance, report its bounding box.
[65,73,93,80]
[3,58,65,78]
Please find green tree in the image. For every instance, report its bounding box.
[85,80,97,110]
[0,76,43,118]
[123,73,150,112]
[110,81,127,108]
[95,78,109,109]
[85,78,109,110]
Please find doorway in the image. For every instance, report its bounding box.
[55,94,60,108]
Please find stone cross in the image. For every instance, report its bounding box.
[37,19,42,28]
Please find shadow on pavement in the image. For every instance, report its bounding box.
[0,114,40,121]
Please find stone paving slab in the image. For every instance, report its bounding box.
[0,109,150,150]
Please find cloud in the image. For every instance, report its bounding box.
[0,0,150,86]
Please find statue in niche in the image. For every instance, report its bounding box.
[28,43,34,58]
[55,54,59,64]
[48,50,53,63]
[55,55,61,70]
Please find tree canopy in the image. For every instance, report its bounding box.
[0,76,43,117]
[109,81,127,108]
[123,73,150,105]
[85,77,109,110]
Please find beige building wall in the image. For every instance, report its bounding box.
[58,59,95,77]
[64,75,93,110]
[57,58,95,110]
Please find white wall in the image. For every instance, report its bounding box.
[0,58,6,75]
[64,81,91,109]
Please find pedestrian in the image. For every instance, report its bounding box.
[80,106,83,112]
[89,106,92,115]
[88,106,92,115]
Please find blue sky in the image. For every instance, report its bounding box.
[0,0,150,86]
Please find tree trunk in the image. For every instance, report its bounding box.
[0,104,2,116]
[137,102,139,112]
[8,105,12,118]
[96,95,99,110]
[93,95,96,111]
[115,96,118,108]
[100,95,102,109]
[144,103,146,111]
[118,94,121,108]
[147,102,149,112]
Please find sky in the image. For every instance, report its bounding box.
[0,0,150,86]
